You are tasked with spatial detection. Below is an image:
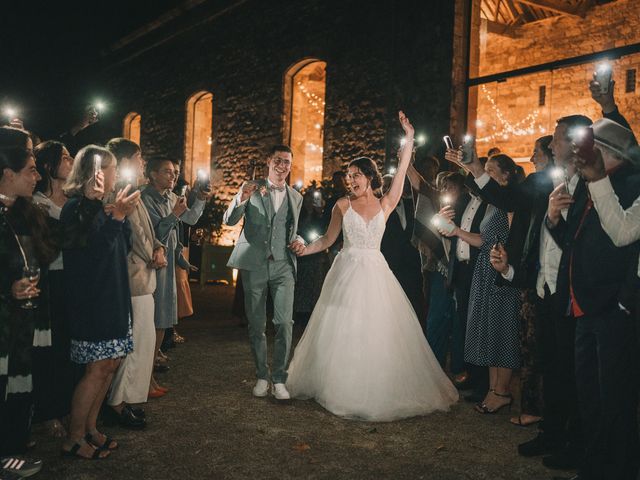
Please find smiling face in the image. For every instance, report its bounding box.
[151,160,178,191]
[485,158,510,187]
[346,166,370,197]
[267,150,292,186]
[531,140,550,172]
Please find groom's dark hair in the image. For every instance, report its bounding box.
[269,145,293,158]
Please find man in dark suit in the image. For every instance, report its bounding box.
[380,175,424,319]
[546,118,640,480]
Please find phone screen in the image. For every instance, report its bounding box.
[443,136,454,150]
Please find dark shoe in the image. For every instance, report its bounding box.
[153,363,169,373]
[124,405,145,419]
[542,448,581,470]
[474,390,512,414]
[518,432,561,457]
[60,442,109,460]
[1,457,43,477]
[85,433,119,451]
[115,407,146,429]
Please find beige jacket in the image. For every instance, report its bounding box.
[128,201,163,297]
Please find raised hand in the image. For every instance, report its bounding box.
[399,111,414,139]
[85,170,105,200]
[240,181,258,203]
[575,144,606,182]
[172,196,188,217]
[108,185,141,221]
[489,243,509,274]
[589,74,616,113]
[547,183,574,226]
[438,205,456,221]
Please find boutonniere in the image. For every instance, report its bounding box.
[259,186,268,197]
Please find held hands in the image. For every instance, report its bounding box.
[172,196,188,217]
[489,243,509,275]
[240,181,258,203]
[575,145,606,182]
[105,185,141,221]
[11,278,40,300]
[289,240,306,256]
[547,183,574,226]
[85,170,105,201]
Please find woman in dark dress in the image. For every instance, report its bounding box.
[60,145,140,459]
[31,140,79,438]
[0,126,56,476]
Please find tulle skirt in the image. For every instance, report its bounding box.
[287,247,459,422]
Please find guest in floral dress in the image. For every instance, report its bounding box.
[60,145,141,459]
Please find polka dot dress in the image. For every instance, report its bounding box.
[464,205,522,369]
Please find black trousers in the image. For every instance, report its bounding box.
[538,286,581,449]
[0,378,32,456]
[453,260,488,394]
[574,308,639,480]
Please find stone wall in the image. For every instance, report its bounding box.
[98,0,457,205]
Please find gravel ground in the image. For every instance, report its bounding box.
[31,284,571,480]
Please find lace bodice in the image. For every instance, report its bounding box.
[342,206,386,250]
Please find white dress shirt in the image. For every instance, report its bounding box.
[589,175,640,276]
[532,174,579,296]
[267,179,286,212]
[456,193,483,262]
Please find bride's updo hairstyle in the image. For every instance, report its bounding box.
[348,157,382,191]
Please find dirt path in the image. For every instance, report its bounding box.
[33,285,567,480]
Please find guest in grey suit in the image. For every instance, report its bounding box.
[224,145,304,400]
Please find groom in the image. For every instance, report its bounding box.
[224,145,304,400]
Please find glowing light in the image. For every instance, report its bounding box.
[308,230,319,241]
[313,191,321,199]
[569,126,588,143]
[94,101,106,112]
[295,180,304,189]
[232,268,238,286]
[197,169,209,180]
[596,62,611,74]
[431,215,443,227]
[463,134,472,143]
[476,119,484,128]
[93,154,102,172]
[315,123,321,129]
[4,107,17,119]
[441,195,452,205]
[400,137,407,147]
[550,167,565,180]
[120,167,135,182]
[416,134,427,146]
[388,166,397,174]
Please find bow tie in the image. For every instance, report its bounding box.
[269,184,285,192]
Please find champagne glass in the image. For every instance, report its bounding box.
[20,264,40,309]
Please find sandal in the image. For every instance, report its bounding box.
[510,414,542,427]
[61,442,110,459]
[85,432,118,451]
[474,390,513,414]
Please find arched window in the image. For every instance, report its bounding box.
[283,59,327,187]
[123,112,141,145]
[185,91,213,183]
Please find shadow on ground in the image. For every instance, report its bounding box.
[33,284,569,479]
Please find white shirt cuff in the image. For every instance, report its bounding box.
[474,173,490,189]
[501,264,515,281]
[587,175,614,201]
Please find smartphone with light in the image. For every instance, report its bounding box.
[570,126,595,164]
[431,214,455,234]
[594,64,612,95]
[443,135,454,150]
[461,135,475,164]
[93,154,102,183]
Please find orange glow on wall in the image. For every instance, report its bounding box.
[185,91,213,184]
[123,112,141,145]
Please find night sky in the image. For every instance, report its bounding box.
[1,0,182,137]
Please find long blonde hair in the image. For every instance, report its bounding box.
[63,145,115,197]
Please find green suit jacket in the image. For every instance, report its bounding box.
[224,179,303,272]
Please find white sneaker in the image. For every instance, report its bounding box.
[272,383,291,400]
[252,379,269,397]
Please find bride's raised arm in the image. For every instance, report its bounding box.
[291,198,346,257]
[381,111,414,217]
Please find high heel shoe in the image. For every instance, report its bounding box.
[475,390,513,414]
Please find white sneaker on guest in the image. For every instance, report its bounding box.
[272,383,290,400]
[252,379,269,397]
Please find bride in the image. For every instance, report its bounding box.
[286,111,459,421]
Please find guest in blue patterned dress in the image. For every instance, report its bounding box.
[437,154,524,415]
[60,145,141,459]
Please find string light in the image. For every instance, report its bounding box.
[297,81,325,116]
[476,84,545,143]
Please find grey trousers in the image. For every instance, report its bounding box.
[242,259,295,384]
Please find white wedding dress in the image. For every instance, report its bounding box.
[286,202,459,421]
